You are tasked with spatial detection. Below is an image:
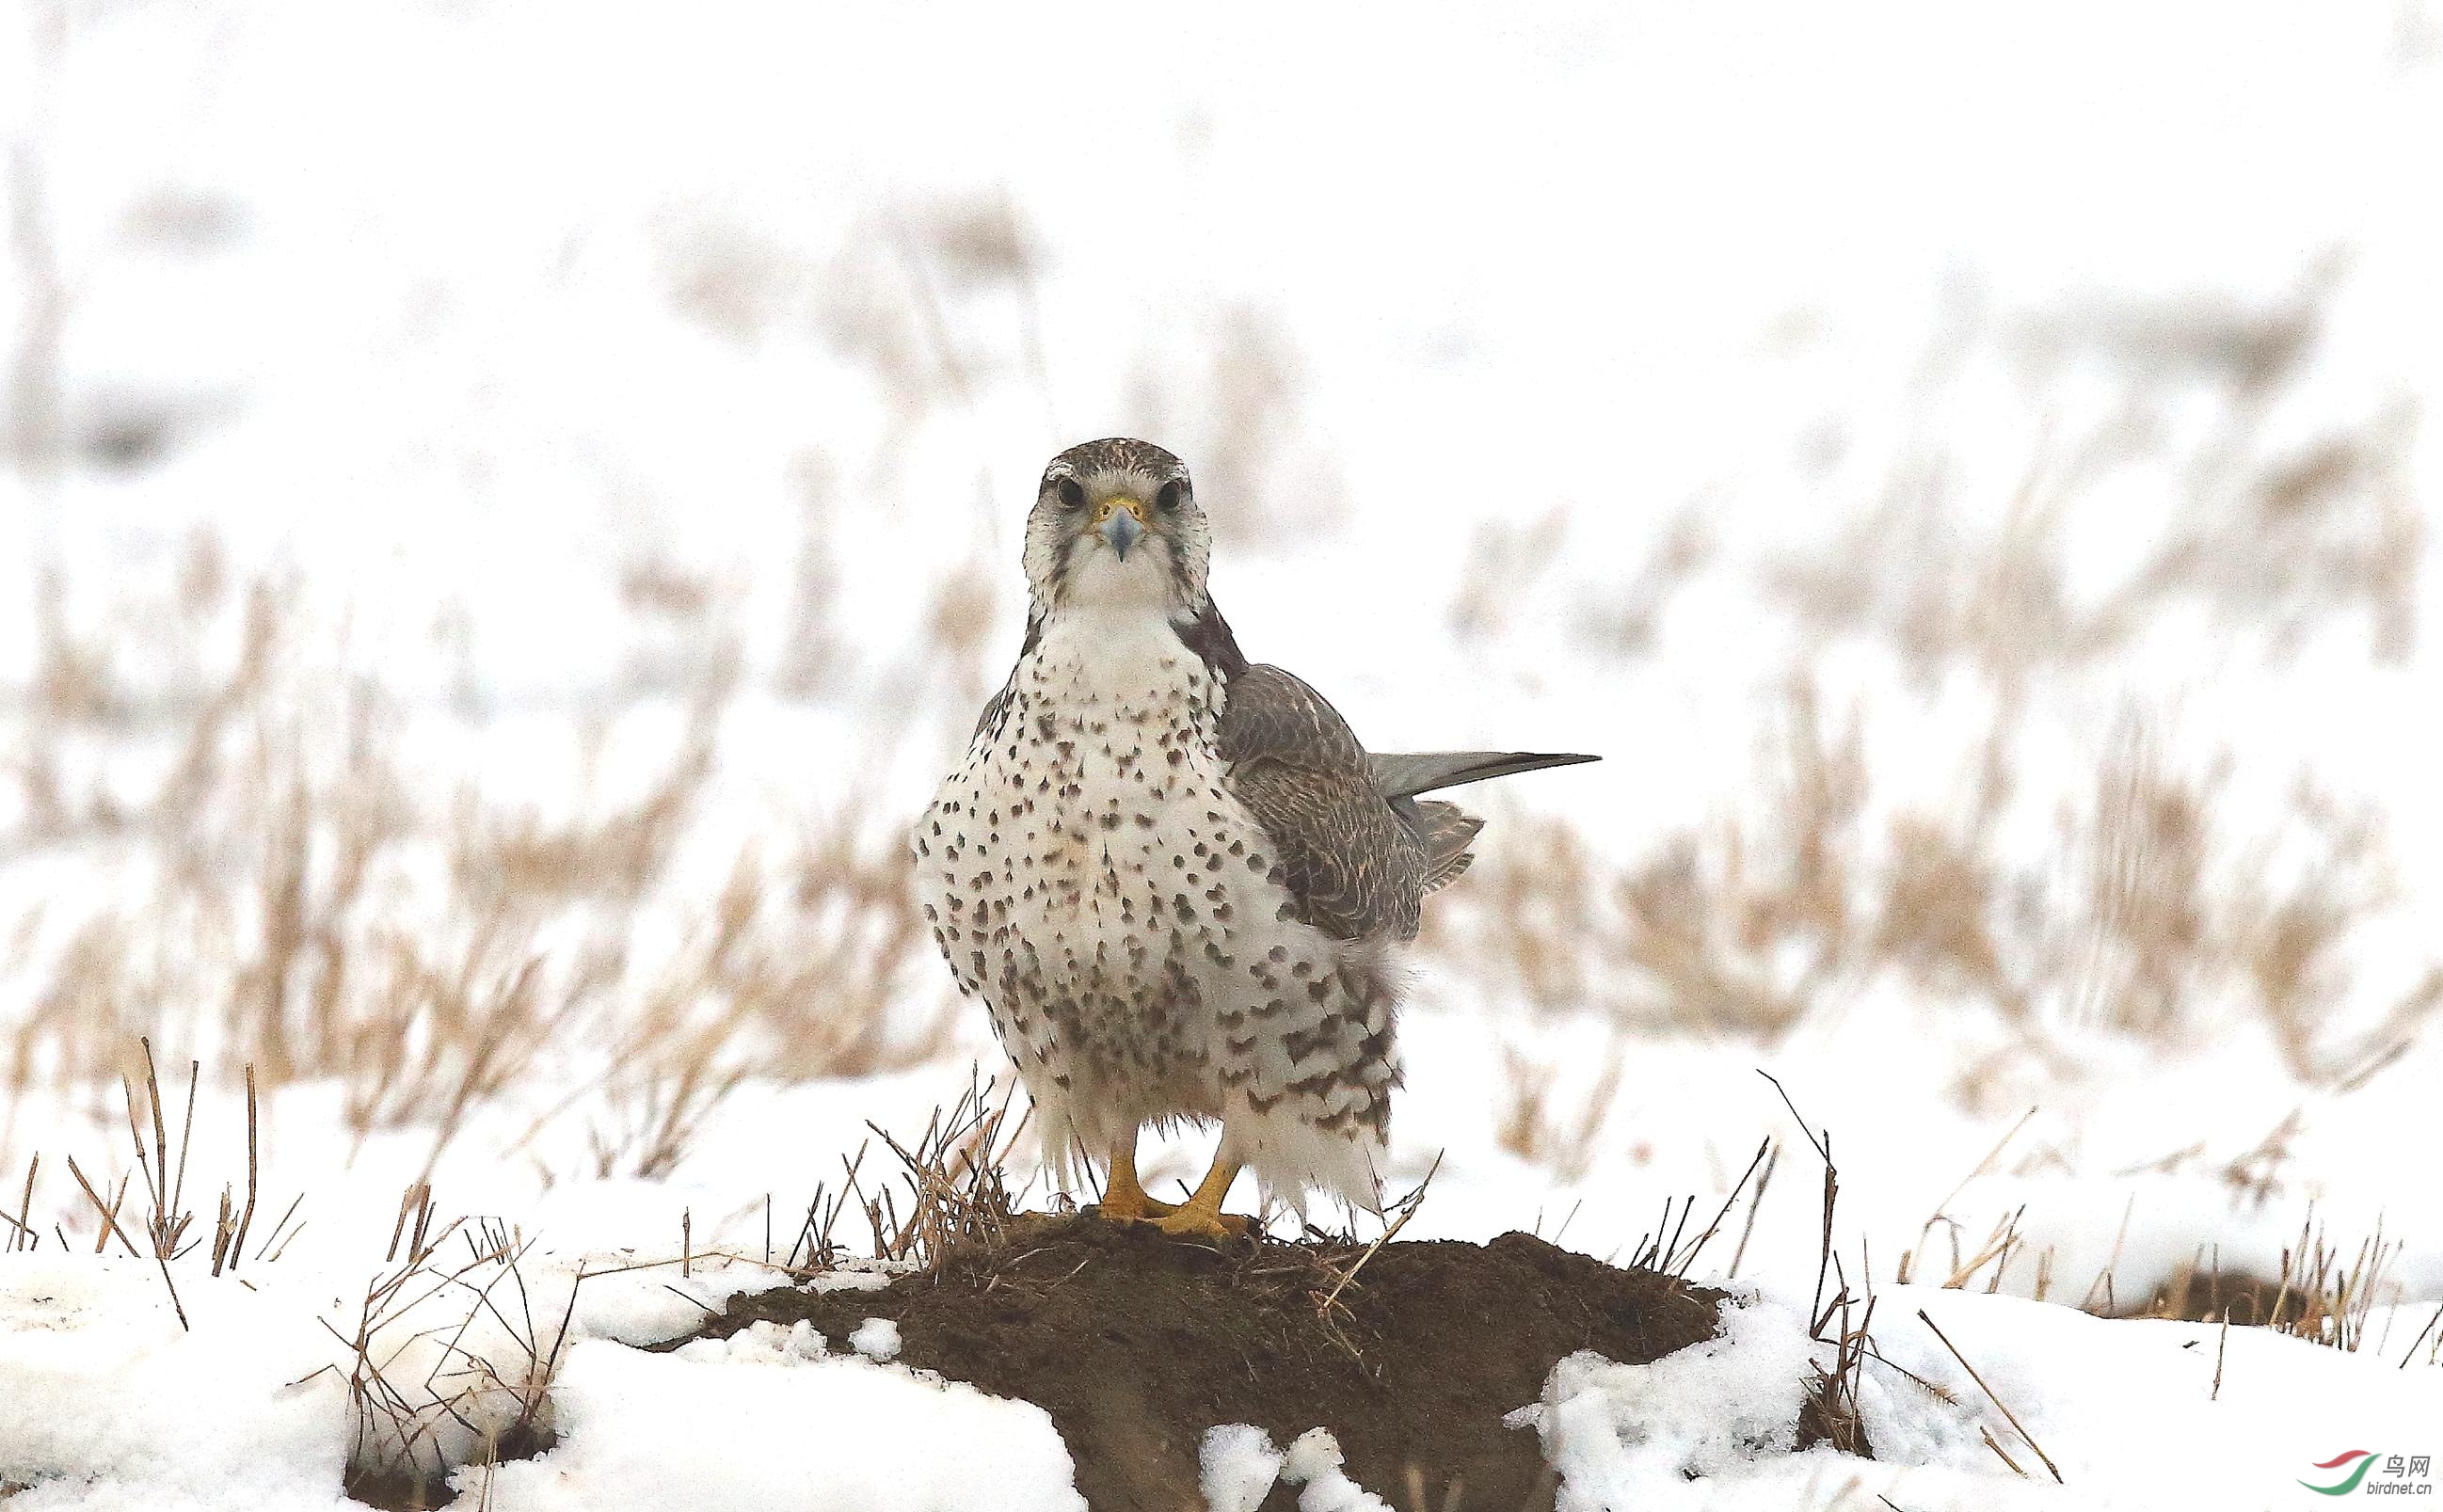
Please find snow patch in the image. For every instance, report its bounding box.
[672,1319,828,1366]
[1508,1295,1817,1506]
[1278,1428,1395,1512]
[0,1258,347,1512]
[849,1317,901,1362]
[1199,1424,1286,1512]
[471,1339,1085,1512]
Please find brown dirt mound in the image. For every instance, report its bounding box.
[670,1214,1726,1511]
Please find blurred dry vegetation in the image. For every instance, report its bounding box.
[3,545,953,1174]
[4,155,2435,1193]
[1776,268,2420,680]
[1443,684,2437,1097]
[1,175,1360,1181]
[1440,269,2436,1151]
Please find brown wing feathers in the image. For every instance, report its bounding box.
[1214,663,1429,942]
[1184,601,1596,943]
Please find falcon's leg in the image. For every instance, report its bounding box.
[1092,1134,1177,1222]
[1148,1153,1252,1242]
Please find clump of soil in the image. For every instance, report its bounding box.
[2135,1267,2285,1324]
[345,1423,555,1511]
[673,1215,1726,1511]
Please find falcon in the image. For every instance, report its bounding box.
[913,438,1594,1239]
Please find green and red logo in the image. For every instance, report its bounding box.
[2302,1451,2380,1496]
[2302,1450,2434,1496]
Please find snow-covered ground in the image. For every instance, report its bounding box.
[5,1,2440,1507]
[7,1233,2439,1511]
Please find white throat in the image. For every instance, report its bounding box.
[1056,541,1178,618]
[1033,595,1189,692]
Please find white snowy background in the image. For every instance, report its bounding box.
[3,2,2440,1508]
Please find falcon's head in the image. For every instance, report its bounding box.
[1023,438,1210,615]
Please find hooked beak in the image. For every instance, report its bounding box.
[1094,496,1147,560]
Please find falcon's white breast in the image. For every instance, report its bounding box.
[914,600,1392,1209]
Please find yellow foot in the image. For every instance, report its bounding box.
[1088,1192,1178,1223]
[1145,1205,1254,1243]
[1096,1143,1248,1241]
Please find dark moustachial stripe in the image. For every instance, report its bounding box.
[1172,597,1249,682]
[972,613,1046,742]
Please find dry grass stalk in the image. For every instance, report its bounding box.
[114,1039,200,1261]
[1726,1140,1780,1280]
[62,1154,139,1258]
[212,1063,259,1274]
[783,1152,866,1272]
[2212,1315,2229,1400]
[859,1074,1030,1272]
[1947,1208,2028,1294]
[5,1154,38,1252]
[1758,1072,1846,1334]
[1895,1106,2039,1288]
[25,1053,284,1328]
[2397,1302,2442,1371]
[1656,1138,1772,1281]
[1979,1424,2028,1478]
[2077,1195,2136,1316]
[1805,1282,1877,1457]
[2261,1210,2399,1351]
[2106,1207,2406,1347]
[1916,1308,2062,1483]
[1755,1076,1894,1458]
[310,1191,570,1509]
[1313,1156,1441,1321]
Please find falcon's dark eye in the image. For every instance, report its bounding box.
[1156,479,1189,514]
[1053,477,1085,511]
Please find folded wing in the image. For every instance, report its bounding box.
[1217,663,1599,941]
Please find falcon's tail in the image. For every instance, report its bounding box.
[1368,750,1598,800]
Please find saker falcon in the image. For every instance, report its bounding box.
[914,438,1594,1239]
